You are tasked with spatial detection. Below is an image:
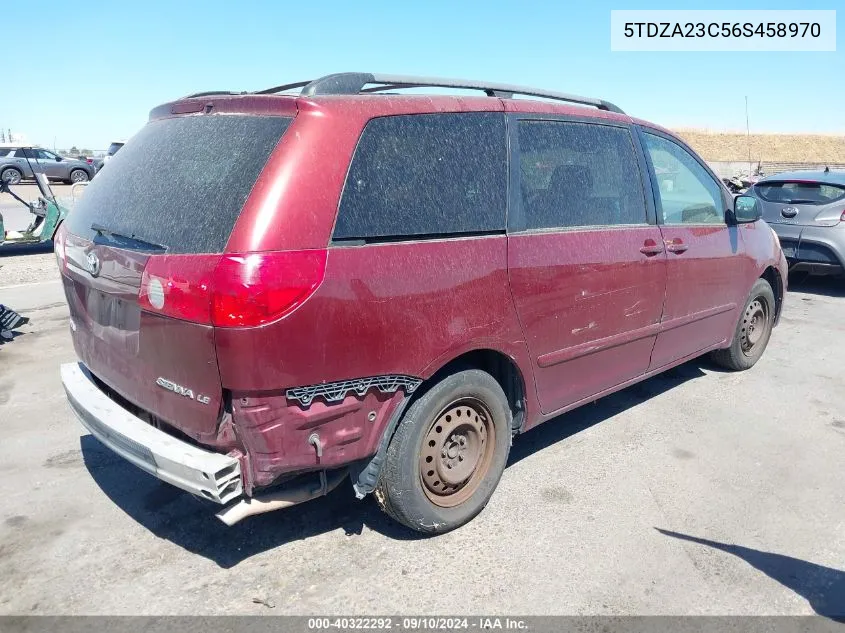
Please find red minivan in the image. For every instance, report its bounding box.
[58,73,788,534]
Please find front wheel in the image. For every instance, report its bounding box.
[69,169,89,184]
[710,278,775,371]
[1,168,22,185]
[375,369,512,534]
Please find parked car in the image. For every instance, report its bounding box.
[57,73,788,534]
[97,141,125,172]
[744,170,845,276]
[0,146,95,184]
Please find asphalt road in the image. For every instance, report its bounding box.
[0,256,844,616]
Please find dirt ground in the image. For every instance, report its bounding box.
[674,129,845,164]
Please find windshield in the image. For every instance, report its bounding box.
[66,114,292,254]
[756,181,845,205]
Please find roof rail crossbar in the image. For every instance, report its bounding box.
[181,90,247,99]
[254,80,317,95]
[288,73,624,114]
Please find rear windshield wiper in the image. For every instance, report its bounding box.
[91,223,168,252]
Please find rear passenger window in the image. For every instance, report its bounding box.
[515,121,646,231]
[642,132,724,225]
[334,113,507,241]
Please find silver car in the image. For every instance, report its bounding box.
[0,146,95,185]
[746,170,845,276]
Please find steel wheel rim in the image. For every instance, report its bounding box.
[71,170,88,183]
[419,397,495,508]
[3,170,20,184]
[740,298,768,355]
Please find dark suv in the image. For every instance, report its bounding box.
[58,73,788,534]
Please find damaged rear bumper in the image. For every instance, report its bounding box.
[60,362,243,504]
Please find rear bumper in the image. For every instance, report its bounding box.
[772,224,845,269]
[60,362,243,504]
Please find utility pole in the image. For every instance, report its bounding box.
[745,96,751,163]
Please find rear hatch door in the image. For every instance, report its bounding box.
[61,112,293,440]
[756,180,845,227]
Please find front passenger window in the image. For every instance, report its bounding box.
[642,133,724,225]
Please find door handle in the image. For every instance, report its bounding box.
[639,239,664,256]
[664,238,688,254]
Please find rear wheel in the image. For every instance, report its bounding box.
[375,369,511,534]
[711,278,775,371]
[69,169,89,184]
[1,168,22,185]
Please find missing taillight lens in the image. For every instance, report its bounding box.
[139,250,327,327]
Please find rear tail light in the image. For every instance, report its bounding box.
[840,209,845,223]
[139,250,327,327]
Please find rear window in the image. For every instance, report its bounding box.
[66,115,292,254]
[756,181,845,205]
[334,113,507,241]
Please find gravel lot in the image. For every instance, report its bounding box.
[0,253,843,617]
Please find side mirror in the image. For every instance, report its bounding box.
[55,156,62,162]
[731,195,761,224]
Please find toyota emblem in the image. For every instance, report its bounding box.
[781,206,799,219]
[85,251,101,277]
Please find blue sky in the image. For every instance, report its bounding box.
[2,0,841,150]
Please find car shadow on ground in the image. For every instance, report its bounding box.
[787,272,845,298]
[81,358,713,568]
[508,360,711,466]
[656,529,845,621]
[0,240,53,257]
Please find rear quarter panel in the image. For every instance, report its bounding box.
[214,237,532,486]
[196,96,535,488]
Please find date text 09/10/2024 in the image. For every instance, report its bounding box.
[307,617,529,630]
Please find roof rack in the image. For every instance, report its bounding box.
[254,72,625,114]
[181,90,249,99]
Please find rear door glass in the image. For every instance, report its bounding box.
[515,120,647,230]
[334,113,507,241]
[66,115,292,254]
[756,181,845,205]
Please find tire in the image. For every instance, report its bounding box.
[69,169,89,184]
[710,278,775,371]
[1,167,22,185]
[375,369,512,534]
